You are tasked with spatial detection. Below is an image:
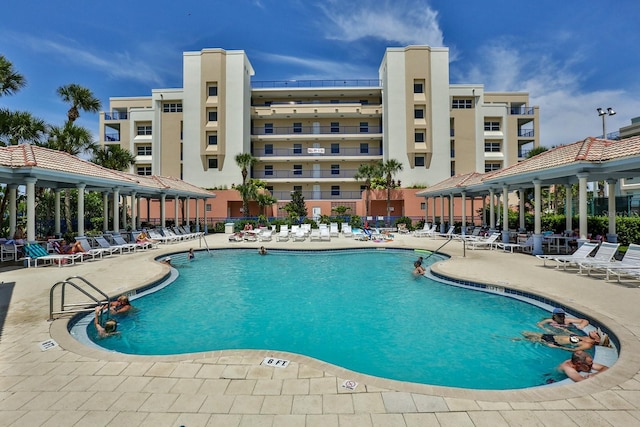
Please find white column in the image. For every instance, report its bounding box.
[439,195,445,233]
[8,184,17,237]
[54,189,61,236]
[77,183,86,237]
[532,179,543,255]
[565,184,572,233]
[448,194,454,230]
[174,195,179,226]
[470,196,475,227]
[122,194,128,232]
[203,198,208,233]
[103,192,109,232]
[502,185,509,243]
[578,173,588,239]
[489,189,495,229]
[518,189,525,231]
[607,179,617,242]
[136,195,142,229]
[112,187,120,233]
[131,192,137,231]
[195,198,200,232]
[461,192,467,235]
[482,195,487,227]
[25,178,37,242]
[431,196,436,226]
[185,196,191,227]
[160,193,167,227]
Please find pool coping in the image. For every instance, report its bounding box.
[49,245,640,403]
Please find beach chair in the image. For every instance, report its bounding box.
[604,244,640,282]
[0,238,21,262]
[436,225,456,239]
[93,235,131,255]
[23,242,84,267]
[329,223,339,237]
[497,236,534,253]
[536,242,598,268]
[259,229,273,242]
[148,229,179,244]
[112,232,154,250]
[397,223,410,234]
[342,224,353,238]
[320,224,331,241]
[292,227,306,241]
[309,228,321,241]
[466,232,501,250]
[413,223,434,237]
[75,236,110,260]
[276,229,290,242]
[576,242,620,274]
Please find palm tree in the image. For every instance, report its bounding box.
[236,183,258,217]
[234,153,257,216]
[379,159,403,224]
[256,192,277,218]
[0,109,47,146]
[56,83,101,123]
[0,55,26,97]
[92,145,136,171]
[354,162,382,218]
[47,123,99,232]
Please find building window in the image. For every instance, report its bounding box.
[208,158,218,169]
[264,144,273,155]
[208,110,218,122]
[293,122,302,133]
[421,202,426,210]
[264,165,273,176]
[452,99,473,109]
[293,165,302,175]
[331,164,340,175]
[331,122,339,133]
[137,166,152,176]
[485,162,502,172]
[266,186,273,192]
[484,121,500,131]
[293,185,302,192]
[208,85,218,96]
[331,185,340,196]
[264,123,273,134]
[293,144,302,154]
[415,156,425,167]
[331,143,340,154]
[360,143,369,154]
[413,80,424,93]
[206,203,212,212]
[360,100,369,105]
[137,125,152,135]
[208,134,217,145]
[484,142,501,152]
[136,146,152,156]
[414,108,425,119]
[162,103,182,113]
[415,131,425,143]
[359,122,369,133]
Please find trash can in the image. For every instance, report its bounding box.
[225,223,235,234]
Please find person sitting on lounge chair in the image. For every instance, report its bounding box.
[520,329,610,352]
[59,240,85,254]
[136,230,158,244]
[537,308,589,331]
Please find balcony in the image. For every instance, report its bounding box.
[272,190,363,200]
[254,169,358,179]
[252,79,381,88]
[252,125,382,136]
[510,106,535,115]
[104,111,128,120]
[253,147,382,157]
[518,130,535,137]
[104,133,120,142]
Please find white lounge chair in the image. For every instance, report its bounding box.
[536,242,598,268]
[309,228,321,241]
[436,225,456,239]
[23,242,84,267]
[342,224,353,238]
[112,232,155,250]
[259,229,273,242]
[466,232,501,250]
[577,242,620,274]
[276,229,290,242]
[148,229,179,244]
[319,224,331,241]
[329,223,339,237]
[497,236,534,253]
[75,236,110,260]
[413,223,434,237]
[292,228,306,241]
[604,244,640,281]
[93,235,131,255]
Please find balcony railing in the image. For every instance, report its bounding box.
[254,169,358,179]
[252,100,379,107]
[104,133,120,142]
[254,147,382,157]
[272,190,363,200]
[518,129,535,137]
[252,125,382,136]
[104,112,128,120]
[252,79,382,88]
[510,106,535,115]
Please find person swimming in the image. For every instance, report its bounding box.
[521,329,610,352]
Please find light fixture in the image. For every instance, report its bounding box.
[596,107,616,139]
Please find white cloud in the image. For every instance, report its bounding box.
[318,0,444,47]
[257,53,375,79]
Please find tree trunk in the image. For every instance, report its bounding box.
[64,188,73,233]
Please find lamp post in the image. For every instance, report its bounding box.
[596,107,616,139]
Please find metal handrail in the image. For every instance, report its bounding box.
[49,276,111,321]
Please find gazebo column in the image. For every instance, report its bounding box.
[54,189,61,236]
[25,177,37,242]
[77,183,86,237]
[131,191,138,232]
[448,194,454,231]
[461,192,467,235]
[606,179,618,243]
[121,194,128,232]
[431,196,436,226]
[8,184,17,238]
[102,192,109,232]
[439,195,445,233]
[470,196,475,227]
[532,179,543,255]
[518,189,525,231]
[185,196,191,227]
[489,189,495,230]
[136,195,142,230]
[195,198,200,232]
[482,195,487,227]
[146,197,151,224]
[577,173,589,241]
[112,187,120,233]
[502,184,509,243]
[174,195,179,227]
[160,193,167,227]
[565,184,573,234]
[203,198,209,233]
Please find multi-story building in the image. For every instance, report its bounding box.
[99,46,539,221]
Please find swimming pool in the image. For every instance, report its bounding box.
[78,248,601,389]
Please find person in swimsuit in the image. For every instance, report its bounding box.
[521,329,610,352]
[559,350,608,382]
[537,307,589,331]
[109,295,132,315]
[413,261,426,276]
[94,306,118,338]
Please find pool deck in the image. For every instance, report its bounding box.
[1,233,640,426]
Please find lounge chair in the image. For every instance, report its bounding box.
[0,238,21,262]
[329,223,339,237]
[436,225,456,239]
[276,229,290,242]
[576,242,620,274]
[342,224,353,238]
[497,236,534,253]
[23,243,84,267]
[301,223,312,236]
[292,228,306,241]
[604,244,640,282]
[75,236,110,260]
[456,227,483,241]
[93,235,131,255]
[413,223,434,237]
[466,232,501,250]
[397,223,410,234]
[259,229,273,242]
[111,232,155,250]
[148,229,179,244]
[162,227,186,241]
[309,228,321,241]
[320,224,331,241]
[536,242,598,268]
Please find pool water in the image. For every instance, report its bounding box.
[86,249,574,389]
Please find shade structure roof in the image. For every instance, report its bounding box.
[0,144,215,199]
[416,136,640,197]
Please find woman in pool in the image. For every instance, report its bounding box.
[413,261,425,276]
[109,295,132,315]
[94,306,118,338]
[521,329,610,352]
[537,308,589,331]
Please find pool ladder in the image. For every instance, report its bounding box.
[49,276,111,321]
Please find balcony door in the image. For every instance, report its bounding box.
[313,163,321,179]
[313,122,320,134]
[312,185,321,200]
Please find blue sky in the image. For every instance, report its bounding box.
[2,0,640,147]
